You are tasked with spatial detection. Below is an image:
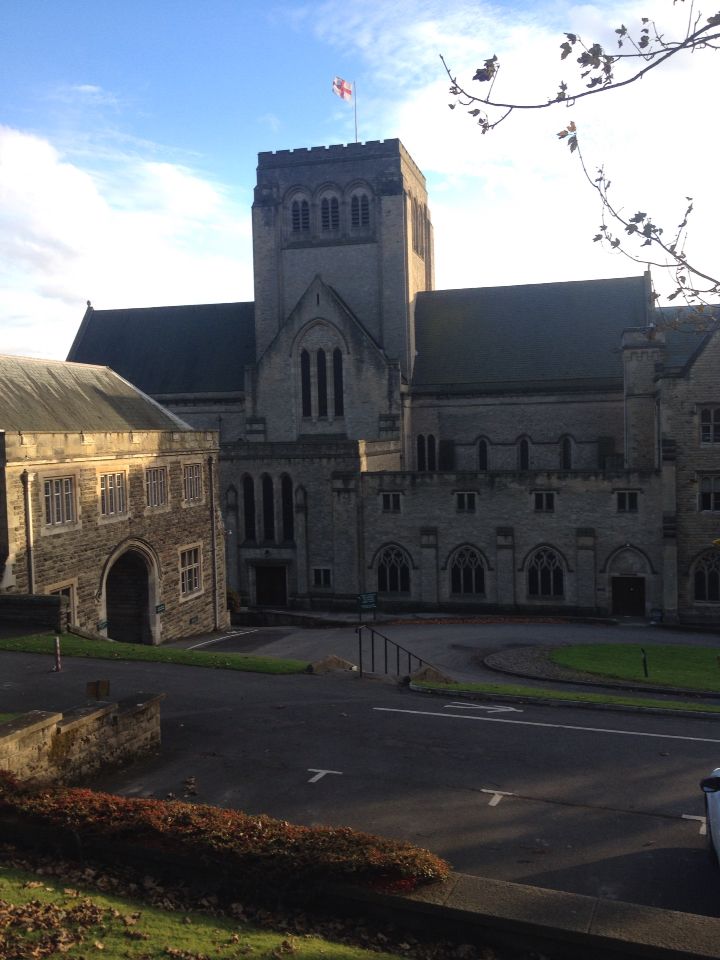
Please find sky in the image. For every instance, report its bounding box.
[1,0,717,359]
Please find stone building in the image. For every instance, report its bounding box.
[67,138,720,624]
[0,355,228,641]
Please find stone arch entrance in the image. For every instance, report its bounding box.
[105,549,153,643]
[607,547,652,617]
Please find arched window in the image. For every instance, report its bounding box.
[316,349,328,417]
[377,546,411,593]
[427,434,437,471]
[478,439,488,472]
[321,196,339,232]
[519,438,529,471]
[300,349,311,417]
[261,474,275,542]
[694,551,720,602]
[561,437,572,471]
[417,435,426,472]
[351,193,370,228]
[281,474,294,542]
[291,198,310,233]
[450,547,485,595]
[242,475,256,542]
[528,548,564,598]
[333,348,344,416]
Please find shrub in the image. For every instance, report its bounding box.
[0,774,449,895]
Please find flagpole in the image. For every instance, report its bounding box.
[354,80,358,143]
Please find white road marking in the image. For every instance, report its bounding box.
[188,629,258,650]
[444,702,523,714]
[682,814,708,836]
[307,768,343,783]
[481,789,515,806]
[373,707,720,744]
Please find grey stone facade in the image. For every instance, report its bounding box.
[68,139,720,623]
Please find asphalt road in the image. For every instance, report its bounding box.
[3,629,720,918]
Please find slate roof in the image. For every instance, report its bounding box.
[0,355,192,433]
[656,306,719,373]
[67,302,255,396]
[412,276,649,394]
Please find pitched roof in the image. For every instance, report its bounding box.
[67,302,255,396]
[0,355,192,432]
[412,276,649,394]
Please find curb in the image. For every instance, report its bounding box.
[408,682,720,719]
[329,871,720,960]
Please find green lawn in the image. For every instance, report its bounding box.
[0,633,309,674]
[551,643,720,692]
[411,678,720,713]
[0,863,406,960]
[0,714,17,724]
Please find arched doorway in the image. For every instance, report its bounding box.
[106,549,152,643]
[607,547,651,617]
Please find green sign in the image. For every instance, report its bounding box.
[155,603,166,614]
[358,592,377,609]
[97,620,108,631]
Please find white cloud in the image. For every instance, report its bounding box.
[0,125,253,359]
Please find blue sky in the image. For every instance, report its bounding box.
[1,0,716,358]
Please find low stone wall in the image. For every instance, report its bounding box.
[0,693,163,784]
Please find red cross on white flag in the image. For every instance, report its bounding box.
[332,76,353,102]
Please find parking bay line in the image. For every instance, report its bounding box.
[373,707,720,744]
[188,629,258,650]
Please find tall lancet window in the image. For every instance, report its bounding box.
[301,350,312,417]
[317,349,328,417]
[333,348,344,416]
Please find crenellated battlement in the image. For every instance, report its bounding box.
[257,138,425,181]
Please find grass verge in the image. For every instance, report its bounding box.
[0,715,17,725]
[0,633,309,674]
[411,679,720,713]
[550,643,720,692]
[0,862,406,960]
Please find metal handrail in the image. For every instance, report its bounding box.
[355,624,429,679]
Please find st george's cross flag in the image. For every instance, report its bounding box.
[332,76,353,102]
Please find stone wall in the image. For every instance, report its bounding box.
[0,694,163,785]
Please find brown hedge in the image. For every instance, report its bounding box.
[0,774,449,895]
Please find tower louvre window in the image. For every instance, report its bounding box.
[351,193,370,228]
[321,196,339,231]
[291,198,310,233]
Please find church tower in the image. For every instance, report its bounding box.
[251,139,434,379]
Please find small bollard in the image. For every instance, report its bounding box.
[640,647,649,678]
[52,635,62,672]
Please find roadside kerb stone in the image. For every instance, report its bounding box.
[328,871,720,960]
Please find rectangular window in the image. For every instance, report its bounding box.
[381,492,401,513]
[456,492,476,512]
[180,547,201,596]
[100,472,126,517]
[145,467,168,507]
[44,477,76,525]
[534,491,555,512]
[183,463,202,503]
[701,408,720,444]
[617,491,639,513]
[313,568,332,588]
[700,477,720,512]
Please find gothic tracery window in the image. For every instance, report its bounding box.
[694,551,720,602]
[333,348,344,416]
[242,475,256,542]
[377,546,411,594]
[281,474,294,542]
[527,547,564,598]
[261,473,275,542]
[321,196,339,232]
[450,547,485,595]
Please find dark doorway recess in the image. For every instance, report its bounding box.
[106,550,151,643]
[611,576,646,616]
[255,566,287,606]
